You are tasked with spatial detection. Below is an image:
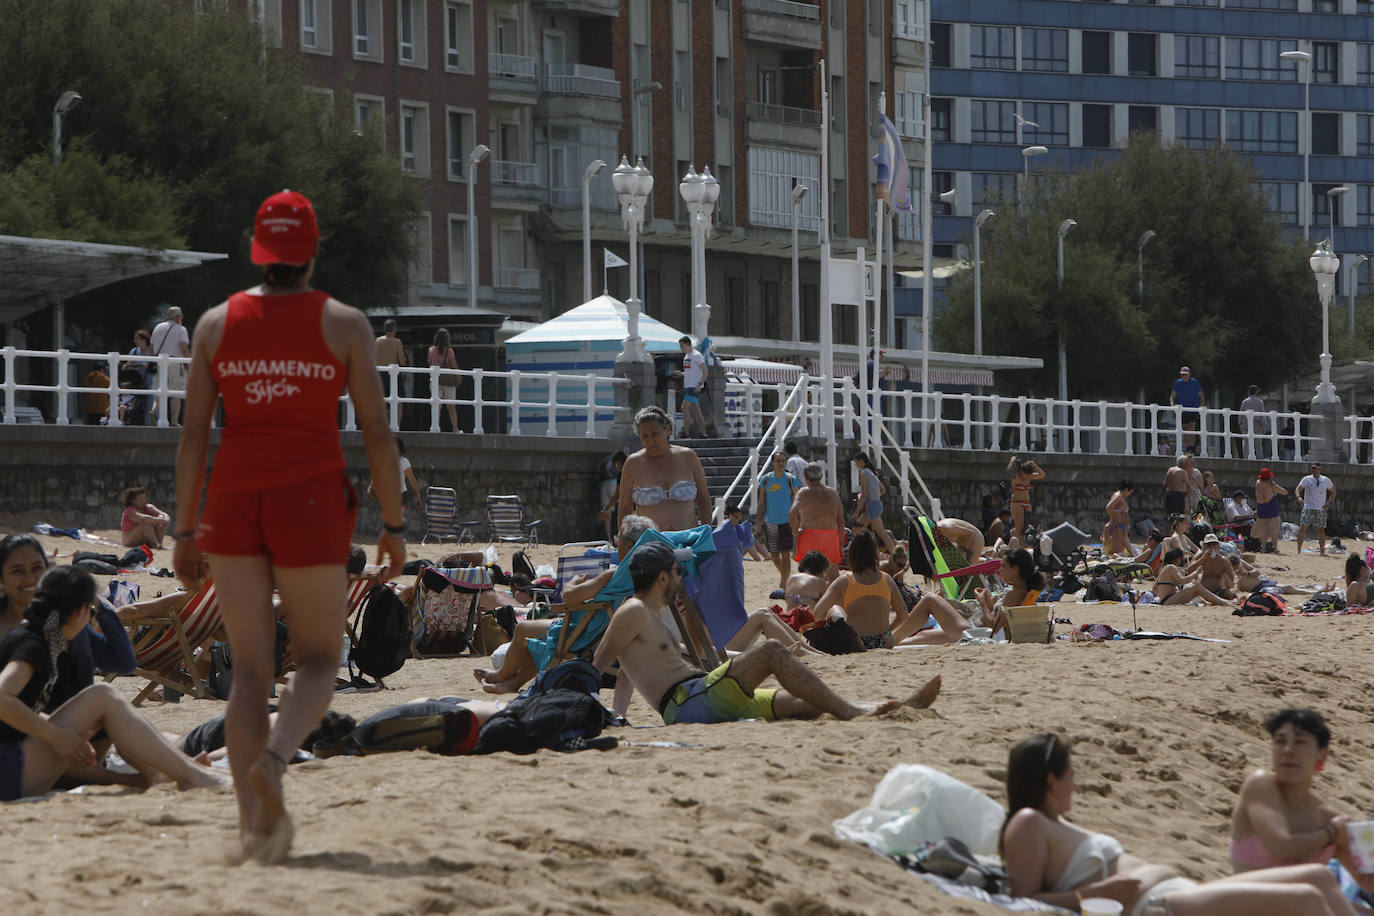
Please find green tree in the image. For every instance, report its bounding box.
[0,0,421,343]
[935,133,1316,403]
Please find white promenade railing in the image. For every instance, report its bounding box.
[2,347,625,438]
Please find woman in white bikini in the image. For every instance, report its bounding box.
[616,406,712,533]
[1002,732,1356,915]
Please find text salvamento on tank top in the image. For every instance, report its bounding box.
[216,358,339,405]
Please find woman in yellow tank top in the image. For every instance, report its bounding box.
[810,531,907,649]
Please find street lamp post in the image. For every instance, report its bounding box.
[612,156,654,362]
[1137,230,1156,303]
[52,91,82,167]
[465,143,490,311]
[582,159,607,303]
[1326,186,1347,250]
[1021,145,1048,213]
[790,183,809,344]
[1349,254,1368,335]
[973,209,995,357]
[1309,239,1344,461]
[679,164,720,341]
[1281,48,1312,241]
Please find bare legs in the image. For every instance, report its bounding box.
[681,401,708,439]
[21,682,228,797]
[1010,504,1028,540]
[211,554,347,862]
[473,618,552,693]
[1296,525,1327,556]
[1161,583,1233,607]
[725,609,822,656]
[724,639,940,720]
[1162,863,1355,916]
[768,547,791,589]
[867,517,898,553]
[122,519,166,549]
[890,594,975,646]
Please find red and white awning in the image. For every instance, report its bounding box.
[721,357,806,385]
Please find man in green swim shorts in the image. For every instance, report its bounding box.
[592,542,942,725]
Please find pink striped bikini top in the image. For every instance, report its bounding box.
[1229,834,1333,870]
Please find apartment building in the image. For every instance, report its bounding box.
[930,0,1374,295]
[242,0,939,355]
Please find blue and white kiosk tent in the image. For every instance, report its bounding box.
[504,294,690,437]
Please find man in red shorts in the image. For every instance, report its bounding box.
[789,461,845,581]
[173,190,405,864]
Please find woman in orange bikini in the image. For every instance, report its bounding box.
[173,190,406,863]
[810,531,907,649]
[1007,456,1046,539]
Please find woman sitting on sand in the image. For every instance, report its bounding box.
[1343,554,1370,606]
[0,566,228,801]
[617,406,712,533]
[888,547,1042,646]
[1230,708,1374,903]
[120,486,170,549]
[1151,548,1232,606]
[1002,731,1359,915]
[810,531,907,650]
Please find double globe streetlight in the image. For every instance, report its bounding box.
[611,156,654,364]
[678,164,720,342]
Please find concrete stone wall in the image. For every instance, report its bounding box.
[0,427,616,544]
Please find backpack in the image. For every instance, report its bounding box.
[313,699,482,758]
[527,659,602,696]
[349,584,412,679]
[803,617,865,655]
[473,688,615,755]
[206,621,290,700]
[1084,572,1122,602]
[511,550,537,583]
[1234,592,1288,617]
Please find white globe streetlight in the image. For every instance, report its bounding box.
[1310,239,1340,406]
[582,159,606,303]
[612,156,653,363]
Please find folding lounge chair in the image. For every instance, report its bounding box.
[411,566,489,657]
[122,580,223,706]
[423,486,481,544]
[539,541,615,604]
[902,507,1001,601]
[486,494,544,549]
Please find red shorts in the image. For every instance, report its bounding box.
[199,471,357,567]
[795,528,843,565]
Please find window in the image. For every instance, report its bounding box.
[761,279,781,339]
[300,0,331,51]
[1082,32,1111,75]
[1175,108,1219,148]
[1175,0,1218,5]
[674,50,690,113]
[1312,113,1340,155]
[1228,0,1296,7]
[1023,28,1068,73]
[1358,186,1374,227]
[727,277,746,335]
[1313,42,1338,84]
[931,23,951,68]
[1258,181,1298,225]
[1314,0,1338,10]
[831,178,847,238]
[830,76,845,131]
[1359,114,1374,156]
[716,164,734,226]
[1127,33,1156,77]
[1313,184,1341,225]
[931,98,951,142]
[972,172,1016,206]
[970,26,1015,70]
[933,171,954,215]
[444,1,472,71]
[1225,38,1300,82]
[758,68,777,106]
[397,0,426,66]
[894,75,924,138]
[747,148,820,230]
[353,0,381,59]
[447,216,469,286]
[971,100,1016,143]
[1082,104,1112,148]
[354,94,385,137]
[1128,105,1157,134]
[895,0,924,41]
[399,103,430,175]
[715,57,732,116]
[1023,102,1068,146]
[1225,110,1297,153]
[446,108,475,180]
[1360,44,1374,86]
[1174,35,1218,79]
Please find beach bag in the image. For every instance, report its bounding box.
[1299,592,1347,614]
[804,617,865,655]
[511,550,537,583]
[473,688,614,755]
[314,700,481,758]
[1244,536,1262,552]
[470,611,510,657]
[104,579,140,608]
[1084,573,1122,602]
[349,584,412,679]
[207,621,289,700]
[1234,592,1288,617]
[411,567,482,655]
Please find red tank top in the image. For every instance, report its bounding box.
[209,289,347,494]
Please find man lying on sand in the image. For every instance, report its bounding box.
[592,542,941,724]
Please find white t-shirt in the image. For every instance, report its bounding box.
[1298,475,1333,510]
[785,455,807,481]
[151,319,190,357]
[1224,498,1251,522]
[399,456,412,495]
[682,348,705,389]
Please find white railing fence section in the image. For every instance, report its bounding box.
[710,374,814,523]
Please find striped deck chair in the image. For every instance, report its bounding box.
[124,580,222,706]
[486,494,544,549]
[423,487,481,544]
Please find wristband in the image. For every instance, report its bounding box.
[173,531,196,543]
[383,522,407,535]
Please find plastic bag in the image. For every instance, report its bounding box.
[833,764,1005,858]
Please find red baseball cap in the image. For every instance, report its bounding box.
[250,190,319,266]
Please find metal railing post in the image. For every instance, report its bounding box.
[55,349,70,425]
[428,366,441,433]
[584,375,597,438]
[509,370,522,436]
[545,374,558,437]
[154,353,170,428]
[472,368,485,435]
[105,352,121,427]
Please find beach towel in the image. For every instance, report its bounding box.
[681,521,752,647]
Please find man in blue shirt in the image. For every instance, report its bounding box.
[756,451,802,589]
[1169,365,1204,452]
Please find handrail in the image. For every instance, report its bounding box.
[710,373,812,524]
[838,377,941,521]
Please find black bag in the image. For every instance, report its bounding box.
[73,558,119,575]
[803,617,865,655]
[473,688,614,755]
[1243,536,1262,552]
[1085,573,1122,602]
[206,621,289,700]
[349,584,412,680]
[1187,522,1213,546]
[314,700,481,758]
[511,550,537,583]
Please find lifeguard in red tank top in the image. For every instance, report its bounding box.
[209,289,347,495]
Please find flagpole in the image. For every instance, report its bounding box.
[872,91,886,472]
[920,0,934,441]
[819,59,836,485]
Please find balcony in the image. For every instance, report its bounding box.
[537,63,621,124]
[490,53,538,96]
[494,266,541,291]
[491,160,544,205]
[742,0,822,50]
[745,100,823,150]
[548,185,617,211]
[530,0,619,16]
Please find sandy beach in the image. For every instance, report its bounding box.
[4,510,1374,915]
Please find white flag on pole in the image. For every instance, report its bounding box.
[604,249,628,269]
